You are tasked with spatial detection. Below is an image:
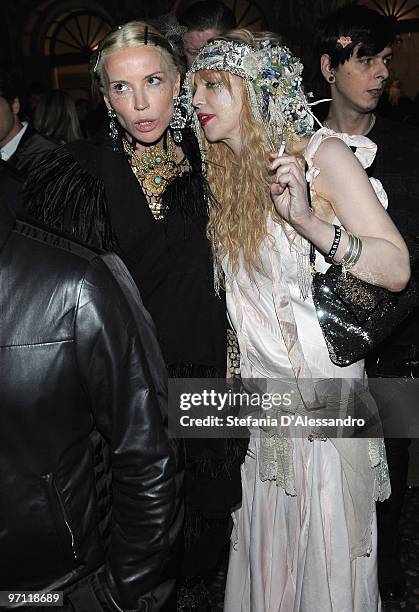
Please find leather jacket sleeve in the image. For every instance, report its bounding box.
[74,253,181,611]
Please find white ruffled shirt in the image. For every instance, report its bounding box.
[0,122,28,161]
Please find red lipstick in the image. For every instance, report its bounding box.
[197,113,215,126]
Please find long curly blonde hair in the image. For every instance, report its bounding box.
[197,30,309,276]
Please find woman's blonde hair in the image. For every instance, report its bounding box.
[90,21,184,96]
[200,29,308,276]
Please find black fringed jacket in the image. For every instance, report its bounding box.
[24,130,226,375]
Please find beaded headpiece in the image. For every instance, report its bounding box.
[182,37,319,157]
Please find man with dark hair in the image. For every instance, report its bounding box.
[316,4,419,604]
[316,5,395,132]
[179,1,236,67]
[0,195,181,610]
[0,69,56,175]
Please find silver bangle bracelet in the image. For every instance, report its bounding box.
[333,231,353,265]
[341,233,363,269]
[346,238,363,269]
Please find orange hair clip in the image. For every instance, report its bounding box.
[337,36,352,48]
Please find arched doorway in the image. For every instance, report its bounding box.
[23,1,113,100]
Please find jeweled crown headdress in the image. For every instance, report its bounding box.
[182,37,321,156]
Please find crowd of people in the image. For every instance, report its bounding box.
[1,2,418,611]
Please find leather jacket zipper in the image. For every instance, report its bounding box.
[42,473,79,560]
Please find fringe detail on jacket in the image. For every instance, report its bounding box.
[162,127,214,223]
[24,146,116,251]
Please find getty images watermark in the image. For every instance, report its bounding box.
[179,388,293,410]
[168,379,381,438]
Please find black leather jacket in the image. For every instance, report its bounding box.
[0,204,180,610]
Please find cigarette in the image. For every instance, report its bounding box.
[277,140,286,156]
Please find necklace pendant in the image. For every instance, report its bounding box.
[123,133,185,217]
[144,170,165,195]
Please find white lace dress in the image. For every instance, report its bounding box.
[223,130,390,612]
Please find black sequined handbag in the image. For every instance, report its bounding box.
[311,264,418,366]
[305,167,418,367]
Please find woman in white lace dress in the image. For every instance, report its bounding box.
[184,30,410,612]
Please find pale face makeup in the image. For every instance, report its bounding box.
[192,70,243,155]
[183,29,220,67]
[103,46,180,148]
[332,45,393,114]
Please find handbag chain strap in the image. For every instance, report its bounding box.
[305,162,317,270]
